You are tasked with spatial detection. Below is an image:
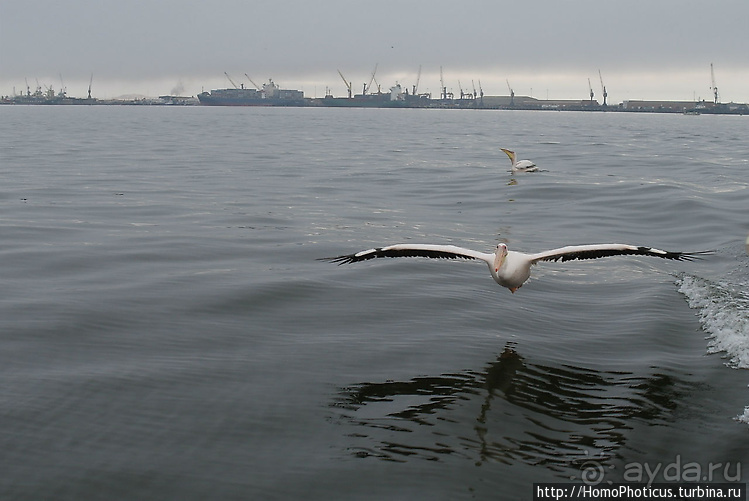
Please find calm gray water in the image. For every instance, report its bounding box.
[1,106,748,500]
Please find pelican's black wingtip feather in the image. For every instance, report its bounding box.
[317,254,360,265]
[634,247,715,261]
[318,248,383,265]
[629,247,716,262]
[672,250,715,262]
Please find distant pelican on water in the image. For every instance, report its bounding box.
[501,148,538,173]
[321,242,712,293]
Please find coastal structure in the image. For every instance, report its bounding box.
[3,66,747,114]
[3,84,96,105]
[622,99,749,114]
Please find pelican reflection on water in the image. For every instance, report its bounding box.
[331,345,696,470]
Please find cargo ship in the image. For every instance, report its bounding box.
[316,83,432,108]
[197,79,305,106]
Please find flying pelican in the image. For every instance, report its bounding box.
[320,242,711,293]
[501,148,537,172]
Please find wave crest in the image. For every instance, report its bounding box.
[677,273,749,425]
[677,274,749,369]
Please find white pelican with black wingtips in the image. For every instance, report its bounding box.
[501,148,537,172]
[320,242,712,293]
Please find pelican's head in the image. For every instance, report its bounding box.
[494,243,508,272]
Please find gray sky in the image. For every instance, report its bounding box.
[2,0,748,102]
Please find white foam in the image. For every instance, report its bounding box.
[736,406,749,425]
[677,274,749,369]
[677,274,749,425]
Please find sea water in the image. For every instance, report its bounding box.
[1,105,747,499]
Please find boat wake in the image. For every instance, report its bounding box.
[676,272,749,424]
[677,274,749,369]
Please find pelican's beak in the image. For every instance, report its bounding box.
[494,253,505,273]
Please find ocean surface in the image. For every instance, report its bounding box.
[1,106,747,500]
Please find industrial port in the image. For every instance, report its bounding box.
[2,65,747,115]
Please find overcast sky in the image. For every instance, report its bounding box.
[2,0,748,102]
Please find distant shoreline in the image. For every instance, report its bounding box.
[2,93,747,115]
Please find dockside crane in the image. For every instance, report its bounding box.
[364,63,378,95]
[224,72,239,89]
[337,70,352,98]
[710,63,719,104]
[506,79,515,106]
[87,74,93,99]
[244,74,261,90]
[588,78,594,103]
[440,66,446,100]
[412,65,422,96]
[598,70,607,106]
[59,73,67,97]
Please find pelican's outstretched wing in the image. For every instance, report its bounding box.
[527,244,712,264]
[320,244,492,265]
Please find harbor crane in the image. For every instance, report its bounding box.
[337,70,352,98]
[364,63,378,95]
[87,74,93,99]
[588,78,594,103]
[506,79,515,106]
[224,72,239,89]
[244,74,261,90]
[412,65,422,96]
[437,67,453,100]
[598,70,607,106]
[59,74,67,97]
[440,66,446,100]
[710,63,719,104]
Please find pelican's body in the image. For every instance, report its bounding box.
[501,148,537,172]
[321,242,710,293]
